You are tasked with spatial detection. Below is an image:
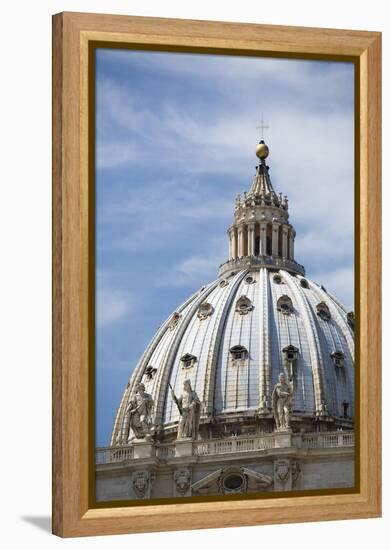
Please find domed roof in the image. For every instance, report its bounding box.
[110,140,354,445]
[111,267,354,444]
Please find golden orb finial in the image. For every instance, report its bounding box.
[256,140,269,160]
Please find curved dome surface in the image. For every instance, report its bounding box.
[111,267,354,444]
[110,140,354,446]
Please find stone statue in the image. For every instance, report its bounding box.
[272,372,293,431]
[316,400,328,418]
[259,394,268,415]
[126,383,154,441]
[171,379,201,440]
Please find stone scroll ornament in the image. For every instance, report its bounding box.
[170,379,201,440]
[272,372,293,430]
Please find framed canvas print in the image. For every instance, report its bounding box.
[52,12,381,537]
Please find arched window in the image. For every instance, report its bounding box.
[229,345,248,364]
[278,225,283,257]
[144,365,157,380]
[316,302,331,321]
[283,345,299,363]
[235,295,254,315]
[277,295,294,315]
[197,302,214,320]
[266,224,272,255]
[273,274,282,284]
[180,353,197,369]
[331,351,345,368]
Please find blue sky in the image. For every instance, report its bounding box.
[95,49,355,446]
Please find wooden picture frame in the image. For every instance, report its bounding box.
[52,11,381,537]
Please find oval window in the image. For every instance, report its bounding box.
[223,474,244,491]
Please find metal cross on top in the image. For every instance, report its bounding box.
[256,114,270,140]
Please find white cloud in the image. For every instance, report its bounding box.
[309,266,354,310]
[154,236,226,288]
[96,272,133,327]
[96,51,354,305]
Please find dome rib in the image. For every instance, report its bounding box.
[259,268,272,408]
[202,271,248,417]
[111,288,201,444]
[283,271,327,413]
[154,281,219,428]
[309,283,354,357]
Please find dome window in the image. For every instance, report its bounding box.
[219,279,229,288]
[235,295,254,315]
[277,295,293,315]
[283,345,299,363]
[342,400,349,418]
[300,278,309,289]
[144,365,157,380]
[316,302,331,321]
[180,353,197,369]
[229,345,248,362]
[331,351,345,368]
[245,275,255,284]
[273,274,282,284]
[168,312,181,330]
[347,311,355,331]
[197,302,214,320]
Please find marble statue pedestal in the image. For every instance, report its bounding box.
[175,438,193,458]
[274,430,292,449]
[132,440,154,459]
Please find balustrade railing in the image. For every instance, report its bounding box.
[96,431,354,464]
[194,434,276,456]
[95,445,134,464]
[156,444,176,459]
[301,432,354,449]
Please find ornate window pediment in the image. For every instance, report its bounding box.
[235,295,253,315]
[181,353,197,369]
[144,365,157,380]
[229,345,248,366]
[197,302,214,320]
[168,312,181,330]
[282,345,299,363]
[331,350,345,368]
[277,295,293,315]
[316,302,331,321]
